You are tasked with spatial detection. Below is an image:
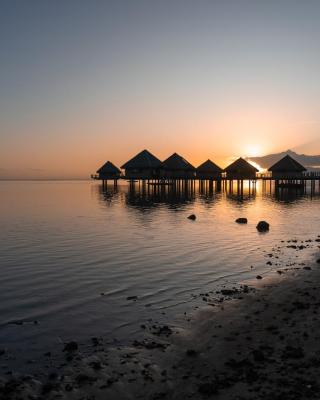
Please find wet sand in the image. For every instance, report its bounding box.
[1,245,320,399]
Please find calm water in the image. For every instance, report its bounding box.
[0,180,319,370]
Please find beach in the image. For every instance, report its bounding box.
[1,238,320,400]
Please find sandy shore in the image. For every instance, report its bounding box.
[1,244,320,399]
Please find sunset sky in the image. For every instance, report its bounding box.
[1,0,320,179]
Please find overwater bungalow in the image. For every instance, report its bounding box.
[93,161,121,180]
[121,149,163,179]
[224,157,258,180]
[162,153,196,179]
[268,154,306,179]
[196,159,223,180]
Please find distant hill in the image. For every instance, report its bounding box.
[249,150,320,171]
[293,138,320,155]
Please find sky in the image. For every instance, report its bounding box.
[1,0,320,179]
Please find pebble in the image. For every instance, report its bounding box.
[63,341,78,352]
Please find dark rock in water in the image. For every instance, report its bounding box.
[63,341,78,352]
[198,382,219,395]
[236,218,248,224]
[48,372,58,380]
[252,349,265,362]
[221,289,238,296]
[152,325,173,336]
[303,266,312,270]
[256,275,263,280]
[0,349,5,356]
[225,357,253,369]
[91,337,100,346]
[242,285,249,293]
[256,221,269,232]
[89,361,102,370]
[245,369,259,384]
[186,349,197,357]
[317,259,320,264]
[188,214,196,220]
[292,300,310,310]
[133,340,167,350]
[126,296,138,300]
[66,354,74,362]
[42,382,59,395]
[65,384,73,392]
[265,325,278,332]
[282,346,304,359]
[75,373,96,384]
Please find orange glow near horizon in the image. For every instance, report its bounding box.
[1,104,319,179]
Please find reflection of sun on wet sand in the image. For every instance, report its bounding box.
[2,238,320,399]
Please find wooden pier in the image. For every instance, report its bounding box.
[92,151,320,196]
[93,173,320,193]
[260,172,320,193]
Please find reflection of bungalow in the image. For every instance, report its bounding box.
[162,153,196,179]
[268,155,306,179]
[196,159,223,180]
[95,161,121,180]
[224,157,258,180]
[121,149,162,179]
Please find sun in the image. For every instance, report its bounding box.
[245,144,262,158]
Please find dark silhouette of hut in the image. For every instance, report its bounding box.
[121,149,162,179]
[268,154,306,179]
[224,157,258,180]
[196,159,223,180]
[95,161,121,180]
[162,153,196,179]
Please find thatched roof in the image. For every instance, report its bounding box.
[162,153,196,171]
[121,149,162,169]
[97,161,121,174]
[224,157,259,173]
[197,159,223,173]
[268,154,306,172]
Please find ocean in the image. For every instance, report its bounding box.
[0,180,319,371]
